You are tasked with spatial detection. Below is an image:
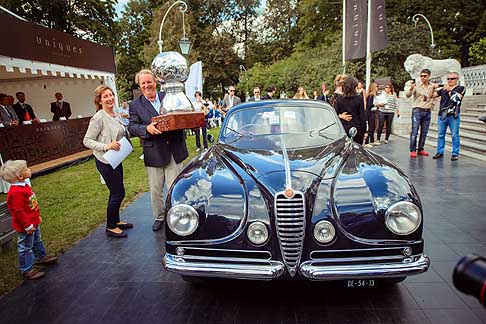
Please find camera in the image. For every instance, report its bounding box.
[453,254,486,307]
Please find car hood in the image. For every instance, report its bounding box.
[218,136,349,182]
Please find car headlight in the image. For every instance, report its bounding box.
[247,222,268,245]
[314,220,336,243]
[167,204,199,236]
[385,201,422,235]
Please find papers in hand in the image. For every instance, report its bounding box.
[102,137,133,169]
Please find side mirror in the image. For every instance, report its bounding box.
[207,134,215,144]
[348,127,357,138]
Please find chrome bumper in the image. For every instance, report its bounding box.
[163,254,285,280]
[164,253,430,281]
[299,254,430,280]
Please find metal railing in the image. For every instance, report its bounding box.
[462,64,486,95]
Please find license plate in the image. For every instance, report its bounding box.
[345,279,376,288]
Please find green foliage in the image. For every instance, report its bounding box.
[469,38,486,65]
[385,0,486,65]
[0,0,118,47]
[240,7,439,94]
[115,0,158,100]
[239,35,344,96]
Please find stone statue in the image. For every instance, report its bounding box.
[404,54,464,85]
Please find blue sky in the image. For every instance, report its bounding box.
[115,0,267,18]
[115,0,129,17]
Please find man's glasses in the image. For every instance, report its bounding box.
[420,75,428,78]
[229,89,235,92]
[254,91,260,94]
[447,77,458,80]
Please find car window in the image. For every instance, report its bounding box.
[222,104,343,142]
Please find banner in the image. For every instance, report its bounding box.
[370,0,388,52]
[0,13,116,73]
[344,0,367,60]
[185,61,203,101]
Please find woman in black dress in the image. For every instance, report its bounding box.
[335,76,366,144]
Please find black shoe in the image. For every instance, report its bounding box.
[152,220,163,232]
[479,115,486,124]
[116,221,134,229]
[432,153,443,159]
[36,255,58,265]
[451,155,458,161]
[106,228,127,238]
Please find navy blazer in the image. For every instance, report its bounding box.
[128,92,188,168]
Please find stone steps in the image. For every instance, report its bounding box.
[425,129,486,161]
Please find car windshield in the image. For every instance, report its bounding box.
[221,104,344,148]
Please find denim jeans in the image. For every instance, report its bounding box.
[96,159,125,229]
[437,115,460,156]
[409,108,431,152]
[18,226,46,273]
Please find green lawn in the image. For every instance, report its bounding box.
[0,127,220,295]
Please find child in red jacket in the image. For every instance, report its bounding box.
[0,160,57,280]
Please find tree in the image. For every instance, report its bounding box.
[0,0,118,46]
[469,38,486,65]
[294,0,341,51]
[116,0,160,99]
[385,0,486,66]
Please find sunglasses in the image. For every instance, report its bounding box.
[229,89,235,92]
[420,75,428,78]
[447,77,458,80]
[254,91,260,94]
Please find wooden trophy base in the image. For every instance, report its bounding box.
[151,111,206,132]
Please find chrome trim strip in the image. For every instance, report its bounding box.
[163,253,285,280]
[308,254,414,264]
[181,255,274,264]
[310,246,415,260]
[279,134,292,189]
[181,247,272,259]
[299,254,430,280]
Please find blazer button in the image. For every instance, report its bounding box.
[166,141,170,144]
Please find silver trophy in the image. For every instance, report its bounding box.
[151,51,194,112]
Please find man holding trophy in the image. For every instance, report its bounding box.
[128,69,190,231]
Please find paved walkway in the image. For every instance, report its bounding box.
[0,135,485,324]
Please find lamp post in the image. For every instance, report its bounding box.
[158,0,191,55]
[412,14,435,49]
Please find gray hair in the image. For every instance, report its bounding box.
[135,69,156,84]
[0,160,27,183]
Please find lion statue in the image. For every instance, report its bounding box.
[404,54,464,85]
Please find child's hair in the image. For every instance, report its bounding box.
[0,160,27,183]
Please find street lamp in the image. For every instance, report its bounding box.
[158,0,191,55]
[412,14,435,49]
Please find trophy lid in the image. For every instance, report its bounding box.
[151,51,189,84]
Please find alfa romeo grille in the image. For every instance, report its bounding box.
[274,191,305,276]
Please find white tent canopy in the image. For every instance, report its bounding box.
[0,55,117,120]
[0,11,118,120]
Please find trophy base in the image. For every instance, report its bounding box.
[151,111,205,132]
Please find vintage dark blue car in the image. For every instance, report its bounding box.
[163,100,430,285]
